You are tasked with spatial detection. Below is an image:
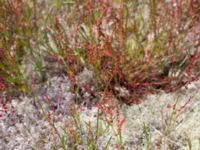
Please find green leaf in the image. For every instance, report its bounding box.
[61,136,67,150]
[104,136,112,150]
[128,41,134,59]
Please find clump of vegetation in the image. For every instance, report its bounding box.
[0,0,200,148]
[48,0,200,104]
[1,0,199,102]
[0,0,34,94]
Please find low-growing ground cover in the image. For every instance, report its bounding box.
[0,0,200,149]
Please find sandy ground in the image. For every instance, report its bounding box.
[0,76,200,150]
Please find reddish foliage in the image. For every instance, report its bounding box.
[33,1,200,105]
[0,76,6,91]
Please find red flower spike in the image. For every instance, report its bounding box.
[117,117,126,134]
[103,50,112,58]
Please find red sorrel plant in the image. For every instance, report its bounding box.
[0,0,50,95]
[37,87,126,149]
[0,47,26,94]
[0,76,6,91]
[0,0,199,102]
[154,86,200,150]
[0,0,34,94]
[46,0,200,104]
